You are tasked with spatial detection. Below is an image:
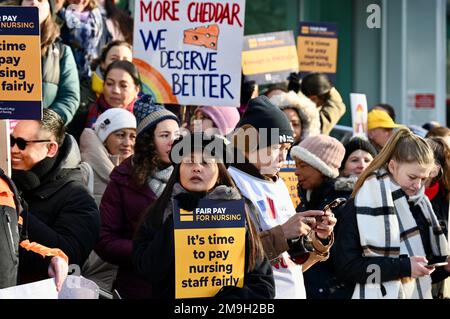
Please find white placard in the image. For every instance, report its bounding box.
[134,0,246,107]
[350,93,368,138]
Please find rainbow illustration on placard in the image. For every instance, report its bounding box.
[133,58,179,105]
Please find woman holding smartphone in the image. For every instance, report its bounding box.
[334,128,450,299]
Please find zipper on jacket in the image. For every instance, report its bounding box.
[4,211,18,264]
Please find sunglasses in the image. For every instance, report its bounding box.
[10,135,51,150]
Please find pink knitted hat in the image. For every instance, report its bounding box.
[290,135,345,178]
[196,106,240,136]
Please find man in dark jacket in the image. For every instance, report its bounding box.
[10,109,100,285]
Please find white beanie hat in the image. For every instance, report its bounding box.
[93,108,137,143]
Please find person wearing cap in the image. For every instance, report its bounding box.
[96,94,180,298]
[4,0,80,125]
[133,133,275,299]
[190,105,240,138]
[340,137,377,179]
[367,109,402,151]
[80,110,135,293]
[80,108,137,207]
[333,137,377,202]
[228,96,336,299]
[290,135,351,299]
[269,90,321,145]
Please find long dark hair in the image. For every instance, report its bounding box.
[427,136,450,200]
[300,73,332,105]
[131,127,161,187]
[104,0,133,44]
[141,161,265,272]
[104,60,140,88]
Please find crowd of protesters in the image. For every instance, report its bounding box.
[0,0,449,300]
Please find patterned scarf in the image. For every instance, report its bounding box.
[353,169,448,299]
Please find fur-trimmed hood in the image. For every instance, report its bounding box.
[269,90,321,141]
[334,175,358,192]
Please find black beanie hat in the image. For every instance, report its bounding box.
[170,133,232,168]
[341,137,377,167]
[236,95,294,148]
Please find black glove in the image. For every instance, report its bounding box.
[287,72,301,93]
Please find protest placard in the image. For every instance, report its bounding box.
[350,93,368,138]
[279,161,300,208]
[0,276,99,299]
[173,198,246,299]
[297,21,338,81]
[0,6,41,120]
[242,31,298,85]
[134,0,246,107]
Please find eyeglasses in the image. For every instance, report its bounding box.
[10,135,51,150]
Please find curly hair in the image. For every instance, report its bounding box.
[131,127,160,187]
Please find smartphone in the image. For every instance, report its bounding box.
[323,197,347,212]
[425,262,448,268]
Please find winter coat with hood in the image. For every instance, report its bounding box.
[12,134,100,284]
[133,183,276,299]
[80,128,121,207]
[42,41,80,125]
[95,156,156,298]
[296,177,352,299]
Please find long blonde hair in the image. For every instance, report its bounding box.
[352,127,435,197]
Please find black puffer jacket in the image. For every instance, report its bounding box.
[296,177,351,299]
[13,134,100,284]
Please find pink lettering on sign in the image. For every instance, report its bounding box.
[187,2,242,27]
[140,0,180,22]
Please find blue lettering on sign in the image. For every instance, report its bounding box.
[139,29,167,51]
[160,50,217,71]
[172,73,233,99]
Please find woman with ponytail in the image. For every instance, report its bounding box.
[334,127,450,299]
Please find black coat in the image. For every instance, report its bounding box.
[430,186,449,239]
[13,135,100,284]
[296,177,351,299]
[133,184,275,299]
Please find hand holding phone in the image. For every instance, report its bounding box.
[425,261,448,269]
[323,197,347,213]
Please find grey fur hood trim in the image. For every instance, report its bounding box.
[334,175,358,192]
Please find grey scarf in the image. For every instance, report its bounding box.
[147,166,174,197]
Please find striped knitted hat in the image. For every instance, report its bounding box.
[290,134,345,178]
[133,94,179,136]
